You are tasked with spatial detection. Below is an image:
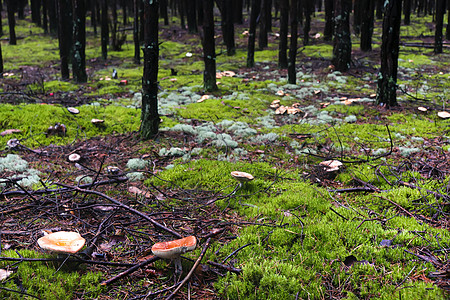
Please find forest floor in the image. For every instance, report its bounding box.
[1,8,450,300]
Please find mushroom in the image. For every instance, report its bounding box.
[68,153,81,162]
[231,171,254,183]
[7,138,20,149]
[151,236,197,278]
[319,160,343,172]
[437,111,450,119]
[67,107,80,114]
[91,118,105,125]
[37,231,86,254]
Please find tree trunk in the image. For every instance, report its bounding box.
[133,0,140,64]
[57,0,73,80]
[376,0,402,107]
[48,0,58,35]
[197,0,204,26]
[0,1,3,37]
[278,0,289,68]
[160,0,169,25]
[266,0,272,32]
[446,1,450,40]
[0,43,3,78]
[221,0,236,55]
[258,0,268,50]
[376,0,383,19]
[91,0,97,36]
[353,0,361,35]
[43,0,48,33]
[202,0,218,92]
[101,0,108,60]
[7,0,16,45]
[141,0,160,140]
[288,0,297,84]
[303,0,312,45]
[111,0,118,50]
[72,0,87,83]
[332,0,351,71]
[234,0,243,24]
[17,0,25,19]
[179,0,186,30]
[31,0,42,26]
[360,0,374,51]
[403,0,411,24]
[247,0,261,67]
[324,0,334,40]
[434,0,445,54]
[187,0,198,33]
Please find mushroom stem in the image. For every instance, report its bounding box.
[173,256,183,282]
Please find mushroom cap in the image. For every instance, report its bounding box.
[437,111,450,119]
[417,106,428,112]
[91,118,105,124]
[68,153,81,162]
[231,171,254,182]
[67,107,80,114]
[319,160,343,172]
[7,138,20,148]
[151,236,197,259]
[37,231,86,254]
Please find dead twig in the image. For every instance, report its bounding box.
[165,237,212,300]
[207,260,242,274]
[101,255,160,286]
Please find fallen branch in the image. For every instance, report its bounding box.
[101,255,160,286]
[166,237,212,300]
[207,260,242,274]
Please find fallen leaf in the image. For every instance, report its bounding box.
[1,129,21,136]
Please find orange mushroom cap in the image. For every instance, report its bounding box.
[151,236,197,259]
[37,231,86,254]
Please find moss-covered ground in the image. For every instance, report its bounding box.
[0,6,449,300]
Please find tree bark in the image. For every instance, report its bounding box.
[72,0,87,83]
[376,0,402,107]
[403,0,411,25]
[7,0,16,45]
[258,0,269,49]
[133,0,140,64]
[48,0,58,35]
[324,0,334,40]
[247,0,261,67]
[303,0,312,45]
[234,0,243,24]
[360,0,374,51]
[446,1,450,40]
[278,0,289,68]
[221,0,236,55]
[160,0,169,25]
[187,0,198,33]
[91,0,97,36]
[332,0,351,71]
[0,42,3,78]
[353,0,361,35]
[376,0,383,19]
[288,0,298,84]
[202,0,218,92]
[140,0,160,140]
[57,0,73,80]
[101,0,108,60]
[434,0,445,54]
[31,0,42,26]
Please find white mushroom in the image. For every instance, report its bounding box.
[91,118,105,125]
[37,231,86,254]
[319,160,343,172]
[437,111,450,119]
[231,171,254,183]
[67,107,80,114]
[68,153,81,162]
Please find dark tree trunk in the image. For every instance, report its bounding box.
[160,0,169,25]
[353,0,361,35]
[324,0,334,40]
[446,1,450,40]
[360,0,374,51]
[234,0,243,24]
[303,0,312,45]
[121,0,127,25]
[186,0,198,33]
[278,0,289,68]
[179,0,186,29]
[133,0,140,64]
[376,0,402,107]
[202,0,217,92]
[0,1,3,37]
[72,0,87,83]
[403,0,411,24]
[376,0,383,19]
[434,0,445,54]
[43,0,48,33]
[91,0,97,35]
[247,0,261,67]
[288,0,298,84]
[141,0,160,140]
[222,0,236,55]
[332,0,351,72]
[266,0,272,32]
[7,0,16,45]
[259,0,268,49]
[48,0,58,35]
[111,0,119,50]
[57,0,73,80]
[0,43,3,78]
[17,0,25,19]
[31,0,42,26]
[101,0,108,59]
[197,0,204,26]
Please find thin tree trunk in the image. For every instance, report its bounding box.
[48,0,58,35]
[0,43,3,78]
[303,0,312,45]
[446,1,450,40]
[187,0,198,33]
[31,0,42,26]
[434,0,445,54]
[376,0,402,107]
[57,0,73,80]
[133,0,140,64]
[360,0,374,51]
[202,0,217,92]
[324,0,334,40]
[332,0,351,72]
[43,0,48,33]
[258,0,268,49]
[278,0,289,68]
[160,0,169,25]
[141,0,160,140]
[353,0,361,35]
[0,1,3,37]
[376,0,383,19]
[91,0,97,35]
[288,0,297,84]
[222,0,236,55]
[234,0,243,24]
[247,0,261,67]
[403,0,411,24]
[101,0,108,60]
[7,0,16,45]
[72,0,87,83]
[179,0,186,29]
